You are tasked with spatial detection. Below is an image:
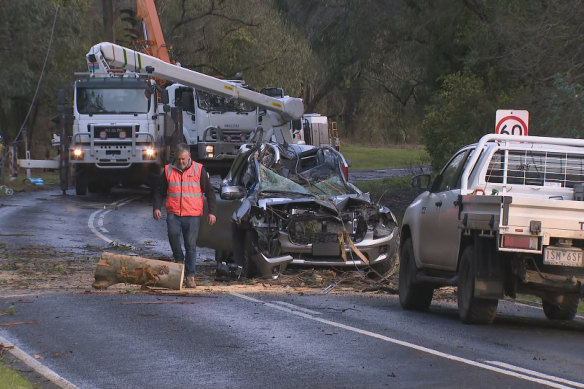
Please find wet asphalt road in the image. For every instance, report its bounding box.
[0,181,583,388]
[0,289,583,389]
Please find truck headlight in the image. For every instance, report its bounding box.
[72,148,84,160]
[205,145,214,158]
[143,147,156,160]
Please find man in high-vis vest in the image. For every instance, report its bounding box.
[153,143,216,288]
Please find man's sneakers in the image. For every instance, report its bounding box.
[185,276,196,288]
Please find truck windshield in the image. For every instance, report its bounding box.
[77,88,150,114]
[197,90,256,113]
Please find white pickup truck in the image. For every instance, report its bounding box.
[400,134,584,324]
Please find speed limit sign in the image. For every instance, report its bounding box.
[495,110,529,136]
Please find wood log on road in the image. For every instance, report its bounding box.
[93,252,184,290]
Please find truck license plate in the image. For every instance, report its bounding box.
[544,247,583,267]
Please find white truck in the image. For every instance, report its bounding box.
[70,46,165,195]
[400,134,584,324]
[164,80,264,175]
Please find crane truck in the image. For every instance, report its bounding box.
[131,0,337,175]
[70,42,304,189]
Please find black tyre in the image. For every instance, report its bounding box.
[75,176,87,195]
[399,238,433,310]
[457,245,498,324]
[242,229,260,278]
[542,294,579,321]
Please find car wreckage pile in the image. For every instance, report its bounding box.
[197,136,400,280]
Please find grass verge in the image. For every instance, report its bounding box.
[0,170,60,195]
[340,143,429,170]
[514,294,584,316]
[0,357,42,389]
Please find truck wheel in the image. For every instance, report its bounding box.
[542,294,579,321]
[457,245,498,324]
[75,176,87,196]
[399,238,433,310]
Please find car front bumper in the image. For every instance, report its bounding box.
[251,229,398,277]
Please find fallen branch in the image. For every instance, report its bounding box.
[93,252,184,290]
[119,301,196,305]
[0,321,38,327]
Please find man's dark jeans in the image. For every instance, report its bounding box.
[166,213,201,277]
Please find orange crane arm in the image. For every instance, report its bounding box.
[136,0,171,63]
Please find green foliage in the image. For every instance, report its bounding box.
[158,0,312,96]
[422,72,494,169]
[5,0,584,161]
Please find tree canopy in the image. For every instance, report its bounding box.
[2,0,584,168]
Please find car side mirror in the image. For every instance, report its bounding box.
[411,174,431,190]
[220,185,246,200]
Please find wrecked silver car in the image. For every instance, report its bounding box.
[197,141,399,279]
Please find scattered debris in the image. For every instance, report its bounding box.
[0,343,15,357]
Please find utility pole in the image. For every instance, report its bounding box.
[102,0,114,43]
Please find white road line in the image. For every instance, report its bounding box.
[0,333,78,389]
[485,361,584,388]
[231,292,581,389]
[88,210,113,244]
[88,196,141,244]
[270,301,322,315]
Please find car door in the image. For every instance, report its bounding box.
[418,148,473,271]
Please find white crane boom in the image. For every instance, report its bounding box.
[89,42,304,122]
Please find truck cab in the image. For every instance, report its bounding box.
[71,75,162,194]
[165,81,260,174]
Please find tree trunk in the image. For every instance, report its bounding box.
[93,252,184,290]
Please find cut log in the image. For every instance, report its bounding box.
[93,252,184,290]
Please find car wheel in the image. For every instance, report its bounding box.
[542,294,579,321]
[399,238,433,310]
[457,245,498,324]
[242,229,260,278]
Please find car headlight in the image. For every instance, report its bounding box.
[373,223,394,239]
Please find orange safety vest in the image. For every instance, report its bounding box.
[164,161,204,216]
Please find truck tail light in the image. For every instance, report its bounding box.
[501,235,538,250]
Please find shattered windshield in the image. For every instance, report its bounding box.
[257,147,355,198]
[197,90,256,113]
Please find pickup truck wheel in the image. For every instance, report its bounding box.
[542,294,579,321]
[458,245,498,324]
[399,238,433,310]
